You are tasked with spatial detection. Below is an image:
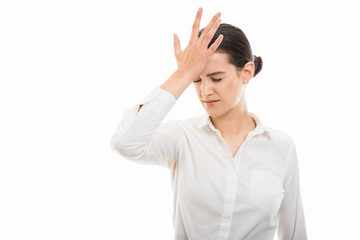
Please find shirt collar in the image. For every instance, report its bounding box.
[196,112,266,136]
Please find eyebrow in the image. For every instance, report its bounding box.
[206,71,226,77]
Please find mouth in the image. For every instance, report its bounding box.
[203,100,219,106]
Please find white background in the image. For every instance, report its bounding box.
[1,0,359,239]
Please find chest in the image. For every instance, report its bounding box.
[223,135,248,158]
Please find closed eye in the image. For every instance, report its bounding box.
[193,78,222,83]
[212,78,222,82]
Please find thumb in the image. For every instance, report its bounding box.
[173,34,182,57]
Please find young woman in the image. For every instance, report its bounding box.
[110,8,307,240]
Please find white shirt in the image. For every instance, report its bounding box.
[110,87,307,240]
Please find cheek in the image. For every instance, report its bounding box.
[222,80,242,100]
[221,80,237,94]
[230,77,241,88]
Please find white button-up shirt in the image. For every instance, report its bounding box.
[110,87,307,240]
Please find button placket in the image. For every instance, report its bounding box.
[217,168,238,240]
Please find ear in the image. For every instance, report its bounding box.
[243,61,255,81]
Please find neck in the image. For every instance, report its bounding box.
[210,103,256,138]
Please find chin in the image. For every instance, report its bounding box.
[204,109,221,118]
[206,106,232,118]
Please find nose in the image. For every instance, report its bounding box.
[200,79,214,97]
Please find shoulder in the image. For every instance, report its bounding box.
[261,125,298,167]
[263,125,296,150]
[264,125,293,141]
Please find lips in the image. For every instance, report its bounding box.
[203,100,219,106]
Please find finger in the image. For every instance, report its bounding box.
[201,17,221,49]
[199,12,221,43]
[208,34,223,55]
[189,7,203,43]
[173,34,182,57]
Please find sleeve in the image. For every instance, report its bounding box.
[276,138,308,240]
[110,87,183,169]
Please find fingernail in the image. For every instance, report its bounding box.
[198,7,202,13]
[215,12,221,17]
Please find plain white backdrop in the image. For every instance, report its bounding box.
[1,0,359,239]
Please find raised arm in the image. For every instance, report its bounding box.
[110,8,223,168]
[110,8,222,167]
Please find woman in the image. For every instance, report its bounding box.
[110,7,307,240]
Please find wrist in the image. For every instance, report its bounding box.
[160,69,195,100]
[175,68,198,83]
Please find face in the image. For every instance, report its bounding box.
[193,52,253,118]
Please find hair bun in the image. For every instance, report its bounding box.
[253,55,263,77]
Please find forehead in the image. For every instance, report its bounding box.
[203,52,234,72]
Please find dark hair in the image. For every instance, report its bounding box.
[199,23,263,77]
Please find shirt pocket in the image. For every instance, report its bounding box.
[249,170,284,214]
